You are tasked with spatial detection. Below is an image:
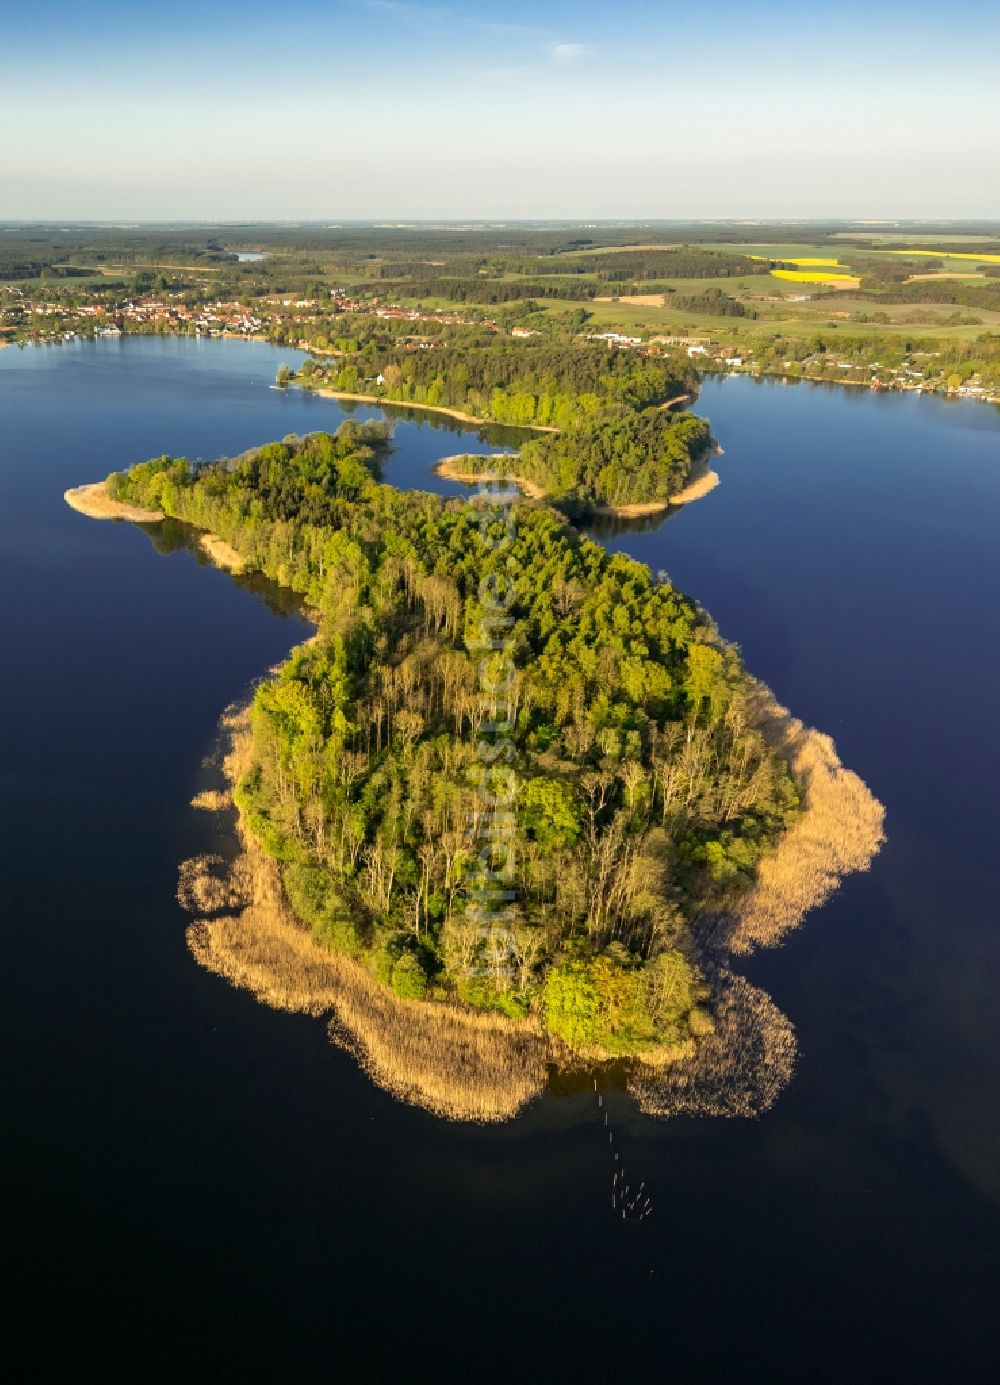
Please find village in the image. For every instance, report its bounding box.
[2,280,998,405]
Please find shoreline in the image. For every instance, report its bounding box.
[199,533,245,572]
[182,707,552,1124]
[63,482,164,523]
[188,669,884,1123]
[310,386,559,432]
[709,363,1000,405]
[65,482,246,577]
[596,452,722,515]
[630,679,885,1118]
[11,331,999,408]
[715,681,886,955]
[434,454,549,500]
[66,426,884,1122]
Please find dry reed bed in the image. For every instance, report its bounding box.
[66,449,885,1124]
[667,467,720,507]
[434,455,549,501]
[199,533,245,572]
[437,453,721,513]
[718,684,885,955]
[630,971,797,1118]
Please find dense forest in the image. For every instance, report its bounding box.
[108,424,799,1059]
[834,277,1000,314]
[669,288,757,318]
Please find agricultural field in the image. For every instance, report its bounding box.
[770,269,860,287]
[888,249,1000,264]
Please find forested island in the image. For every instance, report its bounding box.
[85,407,883,1119]
[109,425,795,1050]
[437,408,715,516]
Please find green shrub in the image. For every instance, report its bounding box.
[391,952,429,1000]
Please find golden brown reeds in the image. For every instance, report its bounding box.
[199,533,245,572]
[629,970,797,1118]
[710,683,886,955]
[63,482,163,523]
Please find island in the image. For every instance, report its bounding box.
[71,401,884,1122]
[282,339,717,516]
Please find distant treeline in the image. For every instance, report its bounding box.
[0,230,234,280]
[846,280,1000,313]
[706,328,1000,389]
[669,288,757,318]
[357,250,772,303]
[553,250,770,282]
[377,277,598,303]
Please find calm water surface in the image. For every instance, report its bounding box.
[1,341,998,1381]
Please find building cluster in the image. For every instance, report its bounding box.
[329,288,500,331]
[0,286,265,341]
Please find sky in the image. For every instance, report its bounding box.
[1,0,998,220]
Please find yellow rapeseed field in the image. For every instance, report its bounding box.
[770,269,860,285]
[891,249,1000,264]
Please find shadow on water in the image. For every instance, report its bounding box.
[142,517,309,620]
[335,392,532,451]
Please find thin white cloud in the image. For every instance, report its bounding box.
[361,1,547,40]
[360,0,450,20]
[548,41,592,63]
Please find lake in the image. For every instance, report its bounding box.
[1,339,998,1381]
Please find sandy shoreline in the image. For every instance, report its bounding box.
[66,482,247,577]
[593,466,720,516]
[64,482,164,523]
[717,682,886,955]
[593,444,725,516]
[182,709,550,1123]
[164,530,884,1126]
[69,438,884,1122]
[436,445,721,516]
[434,454,548,500]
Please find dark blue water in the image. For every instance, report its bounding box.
[1,342,998,1382]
